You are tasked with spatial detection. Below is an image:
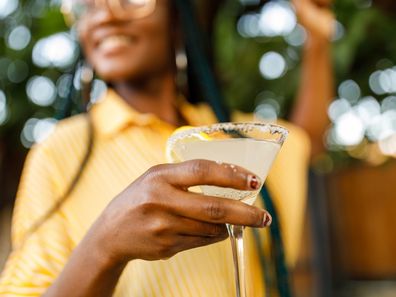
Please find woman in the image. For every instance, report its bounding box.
[0,0,333,296]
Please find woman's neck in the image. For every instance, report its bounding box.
[112,72,182,127]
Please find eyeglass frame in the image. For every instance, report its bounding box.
[61,0,157,24]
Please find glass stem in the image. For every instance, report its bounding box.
[227,224,246,297]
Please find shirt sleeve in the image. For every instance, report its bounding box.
[0,142,73,296]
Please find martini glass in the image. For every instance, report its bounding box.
[166,122,288,297]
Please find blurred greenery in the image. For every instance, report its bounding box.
[1,0,396,204]
[215,0,300,114]
[215,0,396,111]
[0,0,70,204]
[214,0,396,169]
[0,1,68,143]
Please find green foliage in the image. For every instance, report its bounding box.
[333,2,396,88]
[214,0,396,168]
[215,0,396,111]
[214,0,300,115]
[0,0,69,151]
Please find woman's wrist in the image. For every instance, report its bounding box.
[304,33,331,52]
[77,231,127,276]
[81,215,129,272]
[44,223,128,297]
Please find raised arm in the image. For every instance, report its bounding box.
[290,0,334,158]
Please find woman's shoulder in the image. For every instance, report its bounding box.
[33,113,91,154]
[25,113,92,185]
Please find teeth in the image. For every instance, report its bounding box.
[99,35,133,51]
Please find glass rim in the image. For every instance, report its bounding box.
[168,122,289,147]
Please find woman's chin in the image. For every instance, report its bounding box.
[96,70,130,82]
[94,64,141,82]
[94,62,169,84]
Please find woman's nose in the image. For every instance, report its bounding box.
[89,5,119,25]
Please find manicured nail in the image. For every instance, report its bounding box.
[262,213,272,227]
[248,175,260,190]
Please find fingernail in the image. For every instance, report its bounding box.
[248,175,260,190]
[262,213,272,227]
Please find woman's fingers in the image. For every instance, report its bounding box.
[158,159,261,191]
[146,160,271,228]
[172,216,228,237]
[292,0,335,40]
[107,160,271,261]
[169,190,272,228]
[177,234,229,253]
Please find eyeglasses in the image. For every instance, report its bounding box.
[62,0,157,23]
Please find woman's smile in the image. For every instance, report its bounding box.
[97,34,138,55]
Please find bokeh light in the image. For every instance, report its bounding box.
[0,58,11,80]
[237,0,296,38]
[239,0,260,5]
[32,32,78,69]
[0,90,8,125]
[0,0,18,19]
[381,96,396,112]
[259,0,296,37]
[7,25,31,51]
[237,14,261,38]
[7,60,29,83]
[21,117,57,148]
[284,24,307,47]
[328,92,396,149]
[90,79,108,103]
[355,96,380,126]
[357,0,373,8]
[254,102,278,122]
[56,74,73,98]
[369,67,396,95]
[366,110,396,142]
[21,118,38,147]
[33,118,57,143]
[379,68,396,93]
[334,111,365,146]
[333,21,345,41]
[328,98,351,123]
[0,91,6,112]
[338,79,361,104]
[26,76,56,106]
[259,51,287,80]
[369,70,384,95]
[379,134,396,157]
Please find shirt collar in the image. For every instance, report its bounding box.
[90,89,217,137]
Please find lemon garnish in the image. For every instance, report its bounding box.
[172,125,195,135]
[166,126,211,163]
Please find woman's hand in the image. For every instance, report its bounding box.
[292,0,335,41]
[88,160,271,266]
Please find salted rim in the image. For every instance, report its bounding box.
[167,122,289,150]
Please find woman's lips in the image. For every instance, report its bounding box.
[97,35,136,54]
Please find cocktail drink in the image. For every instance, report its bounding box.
[166,122,288,297]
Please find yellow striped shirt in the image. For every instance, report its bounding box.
[0,90,310,296]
